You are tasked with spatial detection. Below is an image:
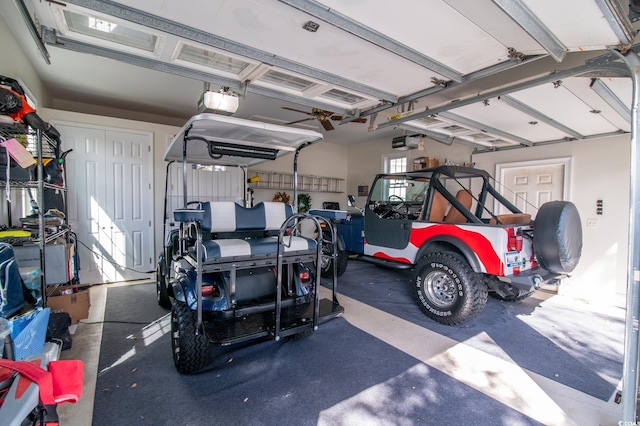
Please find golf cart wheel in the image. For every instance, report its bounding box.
[171,300,211,374]
[533,201,582,274]
[414,252,488,325]
[156,257,171,309]
[320,230,348,278]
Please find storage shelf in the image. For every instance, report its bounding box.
[249,170,344,193]
[0,123,75,303]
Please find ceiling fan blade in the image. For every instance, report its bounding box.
[282,106,313,116]
[321,119,335,131]
[330,115,367,123]
[285,117,316,125]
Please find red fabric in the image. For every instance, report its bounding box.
[0,359,54,404]
[0,359,83,405]
[48,360,83,404]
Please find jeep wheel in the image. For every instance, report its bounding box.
[156,257,171,309]
[534,201,582,274]
[171,300,211,374]
[414,252,488,325]
[320,231,348,278]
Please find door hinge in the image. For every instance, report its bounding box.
[149,220,151,226]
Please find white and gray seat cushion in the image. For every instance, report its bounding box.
[175,201,316,262]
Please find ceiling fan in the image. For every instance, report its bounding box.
[281,107,367,131]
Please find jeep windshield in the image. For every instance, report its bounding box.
[369,175,430,204]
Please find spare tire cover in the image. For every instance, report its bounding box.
[533,201,582,274]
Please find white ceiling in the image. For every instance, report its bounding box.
[1,0,638,150]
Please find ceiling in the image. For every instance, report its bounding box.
[1,0,639,151]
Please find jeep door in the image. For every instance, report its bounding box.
[364,175,416,250]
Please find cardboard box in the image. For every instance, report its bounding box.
[46,285,90,323]
[413,157,439,170]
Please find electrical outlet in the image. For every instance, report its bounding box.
[586,218,599,228]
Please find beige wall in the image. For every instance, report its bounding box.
[472,135,631,306]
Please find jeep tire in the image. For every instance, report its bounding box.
[414,252,488,325]
[533,201,582,274]
[171,300,211,374]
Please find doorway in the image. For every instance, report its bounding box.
[53,122,154,284]
[495,158,572,215]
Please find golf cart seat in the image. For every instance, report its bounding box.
[174,201,317,264]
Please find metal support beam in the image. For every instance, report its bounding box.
[61,0,397,102]
[278,0,463,82]
[500,95,585,139]
[594,0,636,46]
[399,124,488,150]
[590,78,631,124]
[12,0,50,64]
[357,54,546,120]
[615,48,640,423]
[376,57,630,130]
[438,111,533,146]
[491,0,566,62]
[42,29,352,116]
[471,130,626,153]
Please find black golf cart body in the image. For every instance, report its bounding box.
[158,113,343,373]
[325,165,582,325]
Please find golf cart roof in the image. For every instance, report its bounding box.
[165,113,324,167]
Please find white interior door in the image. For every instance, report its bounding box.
[496,159,571,216]
[55,123,154,284]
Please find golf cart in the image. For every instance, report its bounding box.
[157,113,343,373]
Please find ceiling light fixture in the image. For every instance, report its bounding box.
[198,84,239,115]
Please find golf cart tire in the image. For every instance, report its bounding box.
[171,300,211,374]
[320,231,348,278]
[156,257,171,309]
[414,251,488,325]
[533,201,582,274]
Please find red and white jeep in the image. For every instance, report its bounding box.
[334,165,582,325]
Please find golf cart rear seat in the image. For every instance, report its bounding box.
[173,201,317,264]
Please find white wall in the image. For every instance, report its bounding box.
[472,135,631,306]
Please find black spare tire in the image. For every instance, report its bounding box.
[533,201,582,274]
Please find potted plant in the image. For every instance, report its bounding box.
[297,193,312,213]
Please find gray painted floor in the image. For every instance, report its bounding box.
[57,262,624,425]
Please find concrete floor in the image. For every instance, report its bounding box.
[58,280,625,426]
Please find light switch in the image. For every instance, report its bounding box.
[586,218,599,228]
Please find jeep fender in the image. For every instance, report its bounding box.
[414,235,483,273]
